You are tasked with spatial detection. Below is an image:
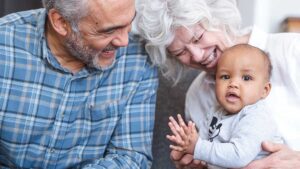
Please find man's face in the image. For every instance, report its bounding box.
[64,0,136,69]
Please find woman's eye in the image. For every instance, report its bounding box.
[193,39,199,44]
[220,75,230,80]
[193,33,203,44]
[174,50,187,57]
[242,75,252,81]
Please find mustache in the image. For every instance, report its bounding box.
[102,45,117,52]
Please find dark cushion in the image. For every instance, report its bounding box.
[151,68,200,169]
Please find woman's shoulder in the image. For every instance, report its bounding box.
[268,32,300,48]
[187,72,214,94]
[186,72,218,116]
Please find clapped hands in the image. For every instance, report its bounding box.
[166,114,199,155]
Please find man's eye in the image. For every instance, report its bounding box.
[220,75,230,80]
[242,75,252,81]
[105,30,115,34]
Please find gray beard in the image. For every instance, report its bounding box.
[64,31,101,69]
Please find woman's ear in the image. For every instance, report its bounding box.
[47,9,70,36]
[261,82,271,99]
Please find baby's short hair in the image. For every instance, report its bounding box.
[222,44,272,81]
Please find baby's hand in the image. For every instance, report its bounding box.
[166,114,199,154]
[166,115,187,149]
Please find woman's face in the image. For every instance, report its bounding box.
[167,24,231,72]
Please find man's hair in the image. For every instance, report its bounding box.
[136,0,242,83]
[42,0,89,32]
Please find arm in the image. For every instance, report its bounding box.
[170,151,205,169]
[242,141,300,169]
[170,72,215,169]
[194,107,279,168]
[82,56,159,168]
[167,114,205,169]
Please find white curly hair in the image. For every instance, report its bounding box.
[136,0,242,83]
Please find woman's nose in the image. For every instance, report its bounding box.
[187,45,205,62]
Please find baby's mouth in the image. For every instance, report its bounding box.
[225,92,240,103]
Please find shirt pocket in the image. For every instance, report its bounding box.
[82,99,126,149]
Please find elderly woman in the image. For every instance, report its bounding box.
[136,0,300,168]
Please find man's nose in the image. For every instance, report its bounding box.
[112,29,129,47]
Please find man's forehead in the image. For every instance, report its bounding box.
[82,0,135,26]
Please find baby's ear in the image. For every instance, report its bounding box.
[261,82,271,99]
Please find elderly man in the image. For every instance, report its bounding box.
[0,0,158,168]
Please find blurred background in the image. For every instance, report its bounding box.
[238,0,300,32]
[0,0,41,17]
[1,0,300,33]
[0,0,299,169]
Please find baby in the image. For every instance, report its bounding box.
[167,44,282,169]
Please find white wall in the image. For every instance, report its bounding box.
[238,0,300,32]
[237,0,255,28]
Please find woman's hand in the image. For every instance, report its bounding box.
[242,141,300,169]
[170,150,205,169]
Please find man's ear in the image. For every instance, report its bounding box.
[261,82,271,99]
[47,9,70,36]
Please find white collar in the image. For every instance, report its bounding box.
[248,26,268,51]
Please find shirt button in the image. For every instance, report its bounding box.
[50,148,55,153]
[89,104,94,110]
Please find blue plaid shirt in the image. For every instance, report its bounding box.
[0,9,158,169]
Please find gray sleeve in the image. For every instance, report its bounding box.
[194,104,278,168]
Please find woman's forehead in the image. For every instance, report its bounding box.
[175,24,204,37]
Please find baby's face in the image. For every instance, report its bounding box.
[215,46,270,114]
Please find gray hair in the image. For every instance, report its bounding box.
[136,0,242,83]
[42,0,89,32]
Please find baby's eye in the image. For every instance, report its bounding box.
[242,75,252,81]
[220,75,230,80]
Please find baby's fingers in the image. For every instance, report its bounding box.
[166,134,184,146]
[169,116,181,131]
[168,121,181,137]
[177,114,190,133]
[169,144,184,152]
[177,125,189,142]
